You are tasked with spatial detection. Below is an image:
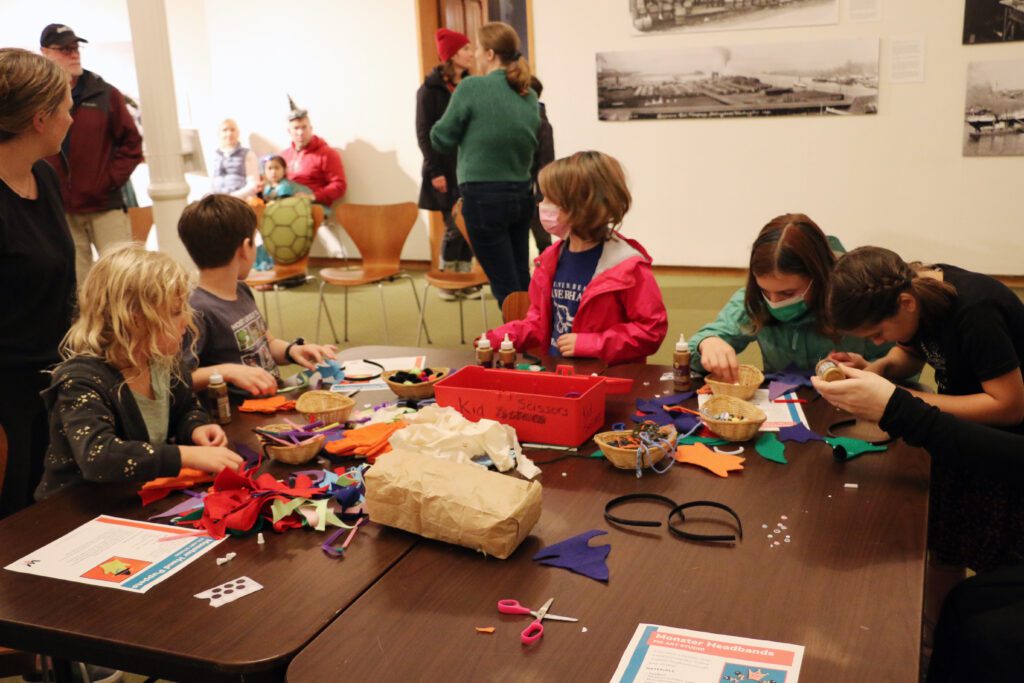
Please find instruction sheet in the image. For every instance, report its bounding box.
[5,515,224,593]
[611,623,803,683]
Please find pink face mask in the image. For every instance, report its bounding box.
[538,203,570,239]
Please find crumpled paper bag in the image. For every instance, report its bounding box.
[365,448,542,559]
[388,404,540,480]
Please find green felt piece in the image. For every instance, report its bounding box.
[589,450,606,459]
[755,432,787,464]
[824,436,887,461]
[677,435,730,447]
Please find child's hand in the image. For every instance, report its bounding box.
[698,337,739,383]
[811,365,896,422]
[223,365,277,396]
[828,350,869,370]
[288,343,338,371]
[191,424,228,447]
[179,445,244,474]
[555,334,577,357]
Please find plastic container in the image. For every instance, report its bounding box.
[207,372,231,425]
[434,365,633,447]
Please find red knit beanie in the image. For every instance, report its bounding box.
[435,28,469,63]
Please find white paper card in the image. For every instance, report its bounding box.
[889,37,926,83]
[846,0,882,23]
[195,576,263,607]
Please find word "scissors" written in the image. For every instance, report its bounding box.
[497,597,578,645]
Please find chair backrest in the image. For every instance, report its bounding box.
[501,291,531,323]
[336,202,418,271]
[128,206,153,243]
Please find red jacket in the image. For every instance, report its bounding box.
[45,71,143,214]
[488,235,668,365]
[280,136,347,207]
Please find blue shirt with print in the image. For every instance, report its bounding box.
[550,243,603,356]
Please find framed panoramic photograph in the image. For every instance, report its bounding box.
[629,0,839,36]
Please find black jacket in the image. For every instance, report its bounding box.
[35,356,209,500]
[416,66,460,211]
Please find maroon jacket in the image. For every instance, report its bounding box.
[45,71,143,214]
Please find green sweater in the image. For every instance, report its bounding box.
[430,69,540,184]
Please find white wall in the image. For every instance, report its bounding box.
[532,0,1024,274]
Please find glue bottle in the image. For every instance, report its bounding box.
[496,333,517,370]
[815,358,845,382]
[476,333,494,368]
[207,372,231,425]
[673,333,691,391]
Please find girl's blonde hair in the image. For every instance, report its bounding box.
[61,244,196,381]
[477,22,532,96]
[538,150,631,242]
[0,48,69,142]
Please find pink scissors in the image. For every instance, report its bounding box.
[497,597,578,644]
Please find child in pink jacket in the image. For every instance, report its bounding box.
[485,151,667,365]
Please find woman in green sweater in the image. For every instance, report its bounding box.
[430,21,540,307]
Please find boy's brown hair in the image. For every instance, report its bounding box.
[538,150,631,242]
[177,194,258,269]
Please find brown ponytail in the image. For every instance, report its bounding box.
[828,246,957,332]
[477,22,532,96]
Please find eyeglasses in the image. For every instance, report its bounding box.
[48,45,81,56]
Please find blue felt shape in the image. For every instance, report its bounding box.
[333,484,363,508]
[764,362,814,389]
[777,423,824,444]
[768,381,800,401]
[636,392,698,415]
[671,413,701,433]
[532,529,610,582]
[641,410,676,427]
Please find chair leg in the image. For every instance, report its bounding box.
[401,273,431,344]
[273,286,285,338]
[480,290,489,331]
[458,297,466,344]
[259,288,268,321]
[377,282,389,344]
[343,286,349,343]
[315,280,327,345]
[320,292,339,345]
[417,283,431,346]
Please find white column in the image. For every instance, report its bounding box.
[126,0,191,266]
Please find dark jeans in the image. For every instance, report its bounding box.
[439,207,472,265]
[459,181,533,307]
[0,368,50,518]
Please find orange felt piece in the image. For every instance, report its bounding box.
[324,421,406,463]
[139,467,216,505]
[697,384,713,395]
[475,627,496,634]
[238,395,296,413]
[674,443,745,478]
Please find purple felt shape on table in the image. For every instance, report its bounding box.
[764,362,814,389]
[148,494,206,521]
[532,529,611,582]
[641,411,676,427]
[768,381,801,401]
[672,413,701,433]
[636,393,697,415]
[777,423,824,444]
[234,442,261,468]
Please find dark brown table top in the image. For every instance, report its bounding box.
[288,363,931,682]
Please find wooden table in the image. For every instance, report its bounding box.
[288,363,931,682]
[0,347,603,681]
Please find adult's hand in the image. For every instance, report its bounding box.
[431,176,448,194]
[811,364,896,422]
[828,350,869,370]
[698,337,739,383]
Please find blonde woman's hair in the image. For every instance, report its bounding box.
[0,48,69,142]
[477,22,532,96]
[220,118,238,130]
[538,150,632,242]
[61,244,197,382]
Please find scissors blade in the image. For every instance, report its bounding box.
[534,597,554,621]
[537,613,578,623]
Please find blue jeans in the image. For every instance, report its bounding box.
[459,181,533,307]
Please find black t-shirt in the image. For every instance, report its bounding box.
[908,264,1024,396]
[0,161,76,372]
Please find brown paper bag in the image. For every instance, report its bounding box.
[364,448,542,559]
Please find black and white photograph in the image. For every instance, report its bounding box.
[630,0,839,35]
[597,39,879,122]
[962,0,1024,44]
[964,59,1024,157]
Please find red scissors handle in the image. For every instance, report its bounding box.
[497,599,532,616]
[520,618,544,645]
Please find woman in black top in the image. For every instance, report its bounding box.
[416,28,475,281]
[0,48,76,516]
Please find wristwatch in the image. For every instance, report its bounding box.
[284,337,305,361]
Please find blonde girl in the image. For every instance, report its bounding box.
[36,244,242,499]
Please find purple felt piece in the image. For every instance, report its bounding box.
[636,392,697,415]
[764,362,814,388]
[768,381,800,401]
[641,410,676,427]
[777,423,824,444]
[672,413,701,433]
[148,495,206,520]
[234,443,262,468]
[636,399,661,414]
[532,529,611,582]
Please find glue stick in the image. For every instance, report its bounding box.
[673,334,691,391]
[496,334,517,370]
[476,333,494,368]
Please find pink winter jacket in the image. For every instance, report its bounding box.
[488,235,668,365]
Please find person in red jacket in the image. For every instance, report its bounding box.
[485,151,667,365]
[40,23,143,288]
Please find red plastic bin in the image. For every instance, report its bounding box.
[433,365,633,447]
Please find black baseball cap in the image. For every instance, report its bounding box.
[40,24,89,48]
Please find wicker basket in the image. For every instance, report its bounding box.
[259,424,326,465]
[295,390,355,424]
[384,367,450,401]
[704,364,764,400]
[700,395,766,442]
[594,425,677,470]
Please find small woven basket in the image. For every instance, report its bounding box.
[594,425,677,470]
[701,395,766,442]
[295,390,354,424]
[259,424,325,465]
[704,364,764,400]
[384,367,450,401]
